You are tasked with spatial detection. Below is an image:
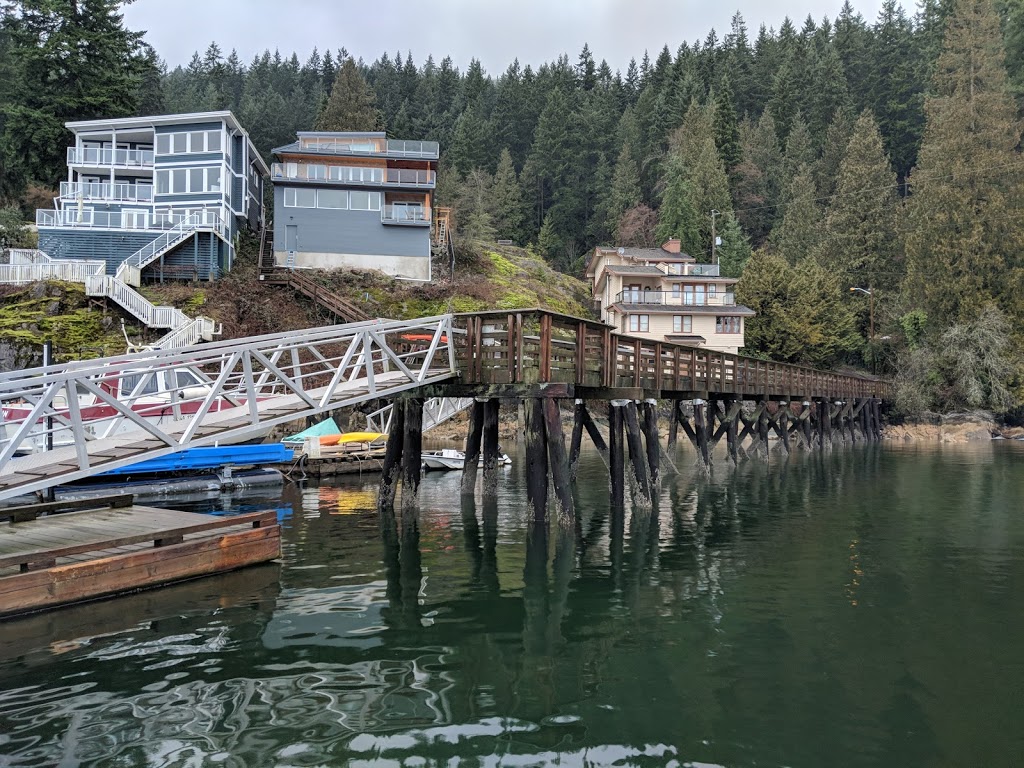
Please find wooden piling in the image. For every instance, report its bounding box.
[568,400,586,481]
[641,399,661,488]
[757,399,770,459]
[524,398,549,522]
[481,398,500,495]
[625,401,652,501]
[693,398,711,470]
[378,400,405,512]
[801,402,814,450]
[400,398,423,507]
[874,399,884,440]
[544,399,575,520]
[609,400,626,508]
[725,397,740,464]
[667,400,680,449]
[461,399,485,495]
[778,402,791,454]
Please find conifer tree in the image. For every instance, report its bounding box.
[656,156,702,256]
[733,113,785,245]
[605,144,643,238]
[686,136,733,258]
[782,112,816,190]
[489,148,525,243]
[770,164,822,264]
[814,107,855,197]
[818,110,900,288]
[904,0,1024,328]
[717,213,753,277]
[713,75,742,177]
[456,167,495,242]
[315,57,383,132]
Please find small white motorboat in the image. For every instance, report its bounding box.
[421,448,513,471]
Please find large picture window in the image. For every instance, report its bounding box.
[156,167,224,194]
[317,189,348,209]
[349,190,381,211]
[284,188,317,208]
[716,316,742,334]
[156,129,225,155]
[628,314,650,333]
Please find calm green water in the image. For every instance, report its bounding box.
[1,442,1024,767]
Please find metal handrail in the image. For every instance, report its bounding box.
[59,181,154,203]
[66,146,154,167]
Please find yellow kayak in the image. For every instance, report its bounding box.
[333,432,387,445]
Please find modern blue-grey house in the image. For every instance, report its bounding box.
[270,131,438,280]
[36,111,268,282]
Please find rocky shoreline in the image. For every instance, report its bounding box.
[884,411,1024,443]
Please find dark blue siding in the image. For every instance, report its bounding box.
[38,230,160,275]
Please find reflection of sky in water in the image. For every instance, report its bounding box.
[2,443,1024,766]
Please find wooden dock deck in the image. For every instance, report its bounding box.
[0,497,280,618]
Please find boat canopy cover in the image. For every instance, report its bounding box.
[282,417,342,445]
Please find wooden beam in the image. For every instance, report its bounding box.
[694,398,711,469]
[378,401,405,512]
[641,399,661,489]
[568,400,585,481]
[667,399,680,449]
[544,399,574,520]
[461,399,485,495]
[624,401,651,502]
[524,398,548,522]
[609,400,626,508]
[400,397,423,506]
[481,398,500,495]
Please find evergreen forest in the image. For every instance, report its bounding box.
[2,0,1024,414]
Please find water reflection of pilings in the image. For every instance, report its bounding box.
[461,495,499,594]
[380,506,423,631]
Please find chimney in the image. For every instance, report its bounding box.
[661,238,681,254]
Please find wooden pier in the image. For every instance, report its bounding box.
[0,496,280,618]
[379,309,888,516]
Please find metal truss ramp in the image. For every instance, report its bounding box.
[0,316,457,501]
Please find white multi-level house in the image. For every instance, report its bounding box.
[586,239,755,355]
[36,111,268,281]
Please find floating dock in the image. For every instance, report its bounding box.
[0,496,281,618]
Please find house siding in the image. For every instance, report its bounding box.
[37,229,162,275]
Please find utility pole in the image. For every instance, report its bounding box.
[710,209,719,265]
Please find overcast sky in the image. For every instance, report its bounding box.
[123,0,909,75]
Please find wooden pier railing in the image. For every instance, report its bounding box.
[452,309,887,400]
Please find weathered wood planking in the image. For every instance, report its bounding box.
[0,507,280,617]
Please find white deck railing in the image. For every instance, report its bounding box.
[59,181,155,203]
[66,146,154,168]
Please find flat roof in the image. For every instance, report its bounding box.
[64,111,270,175]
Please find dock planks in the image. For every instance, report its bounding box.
[0,502,280,618]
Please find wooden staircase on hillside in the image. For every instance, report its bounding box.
[257,225,370,325]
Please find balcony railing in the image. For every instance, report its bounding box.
[38,208,225,235]
[59,181,154,203]
[296,138,439,159]
[67,146,154,168]
[615,290,736,307]
[657,262,721,277]
[382,204,431,224]
[271,163,435,187]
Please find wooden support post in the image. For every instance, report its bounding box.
[569,399,585,481]
[524,398,548,522]
[726,397,740,464]
[580,403,609,459]
[801,401,814,450]
[816,398,827,448]
[874,399,884,440]
[860,399,871,442]
[544,399,575,520]
[461,399,485,495]
[401,398,423,507]
[778,402,791,454]
[624,401,652,502]
[609,400,626,508]
[667,399,680,449]
[757,399,770,459]
[693,398,711,470]
[378,402,406,512]
[481,398,500,495]
[641,399,660,489]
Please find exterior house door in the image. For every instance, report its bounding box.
[285,224,299,268]
[122,209,148,229]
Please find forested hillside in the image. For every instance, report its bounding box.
[1,0,1023,414]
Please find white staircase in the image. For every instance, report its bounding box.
[114,211,226,287]
[1,248,217,349]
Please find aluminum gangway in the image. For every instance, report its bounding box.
[0,315,458,501]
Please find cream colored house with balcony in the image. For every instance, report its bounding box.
[586,239,755,355]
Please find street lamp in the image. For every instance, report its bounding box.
[849,286,874,341]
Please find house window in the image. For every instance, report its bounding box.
[207,131,221,152]
[172,133,187,153]
[172,168,187,193]
[156,170,169,194]
[672,284,681,300]
[673,315,692,333]
[156,134,171,155]
[629,314,650,333]
[284,188,316,208]
[207,167,221,192]
[349,190,381,211]
[716,316,742,334]
[317,189,348,209]
[189,168,204,193]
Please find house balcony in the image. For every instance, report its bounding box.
[657,262,721,276]
[271,163,435,188]
[615,290,736,307]
[295,137,439,159]
[381,204,431,226]
[59,181,154,203]
[38,207,224,235]
[66,146,154,169]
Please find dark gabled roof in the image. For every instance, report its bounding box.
[611,303,756,317]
